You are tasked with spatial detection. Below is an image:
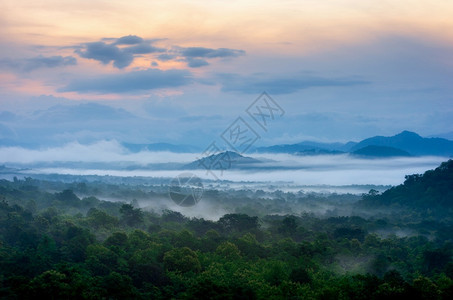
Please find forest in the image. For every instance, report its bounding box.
[0,161,453,299]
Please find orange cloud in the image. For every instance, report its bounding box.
[2,0,453,55]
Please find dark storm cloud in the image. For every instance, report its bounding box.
[216,73,370,94]
[0,55,77,72]
[59,68,192,94]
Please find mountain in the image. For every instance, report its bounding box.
[429,131,453,141]
[358,159,453,209]
[295,149,345,156]
[351,131,453,156]
[184,151,261,170]
[352,145,411,158]
[254,131,453,157]
[255,141,356,154]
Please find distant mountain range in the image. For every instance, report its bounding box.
[350,131,453,156]
[1,130,452,158]
[174,133,448,170]
[351,145,411,158]
[254,131,453,157]
[255,141,356,153]
[428,131,453,140]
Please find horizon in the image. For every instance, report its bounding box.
[0,128,452,151]
[1,1,453,147]
[1,0,453,192]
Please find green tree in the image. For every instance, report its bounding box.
[412,276,441,300]
[216,241,241,259]
[163,247,201,273]
[30,270,71,299]
[119,204,143,227]
[278,216,298,235]
[218,214,259,234]
[86,208,118,229]
[102,271,137,299]
[290,267,311,284]
[104,232,128,249]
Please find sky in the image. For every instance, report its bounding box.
[1,0,453,148]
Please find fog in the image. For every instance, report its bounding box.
[0,140,198,164]
[20,165,441,187]
[0,141,449,188]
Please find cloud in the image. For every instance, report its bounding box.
[114,35,144,45]
[0,140,198,164]
[157,53,176,61]
[0,123,16,139]
[216,73,369,94]
[76,41,133,68]
[179,115,223,122]
[180,47,245,68]
[25,55,77,70]
[60,68,192,93]
[32,103,135,122]
[155,46,245,68]
[76,36,164,68]
[181,47,245,58]
[125,43,163,54]
[0,111,17,122]
[74,36,245,69]
[186,58,209,68]
[0,55,77,72]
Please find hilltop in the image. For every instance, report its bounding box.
[358,159,453,209]
[183,151,261,170]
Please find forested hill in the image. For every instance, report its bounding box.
[1,176,453,298]
[359,159,453,209]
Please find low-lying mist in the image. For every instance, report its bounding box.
[0,141,449,187]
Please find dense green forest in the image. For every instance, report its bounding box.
[1,162,453,299]
[359,159,453,210]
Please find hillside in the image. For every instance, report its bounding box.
[352,145,411,158]
[184,151,261,170]
[359,159,453,209]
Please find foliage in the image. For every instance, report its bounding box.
[359,159,453,212]
[1,166,453,299]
